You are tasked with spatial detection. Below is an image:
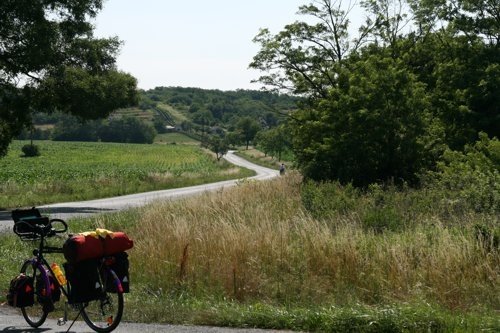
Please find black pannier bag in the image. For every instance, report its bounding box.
[64,259,103,304]
[106,252,130,293]
[36,274,61,303]
[7,274,34,308]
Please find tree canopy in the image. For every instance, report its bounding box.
[0,0,138,157]
[143,86,298,128]
[251,0,499,186]
[237,116,261,150]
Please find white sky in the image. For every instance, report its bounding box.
[93,0,309,91]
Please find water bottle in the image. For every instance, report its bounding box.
[51,263,67,286]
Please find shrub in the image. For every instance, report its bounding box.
[474,224,500,252]
[361,206,403,233]
[423,133,500,213]
[301,180,358,219]
[21,144,40,157]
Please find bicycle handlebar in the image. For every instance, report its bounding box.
[49,218,68,234]
[14,218,68,238]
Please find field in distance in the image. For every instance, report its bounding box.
[0,138,253,209]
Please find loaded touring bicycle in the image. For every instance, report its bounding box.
[7,207,133,333]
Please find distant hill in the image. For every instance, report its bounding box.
[24,87,299,143]
[139,86,299,130]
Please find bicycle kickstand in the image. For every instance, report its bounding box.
[58,302,84,333]
[57,302,68,326]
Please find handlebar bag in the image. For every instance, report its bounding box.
[11,207,42,222]
[11,207,49,235]
[7,274,34,308]
[63,231,133,263]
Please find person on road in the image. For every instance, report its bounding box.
[279,163,285,176]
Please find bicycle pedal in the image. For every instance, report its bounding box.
[57,318,67,326]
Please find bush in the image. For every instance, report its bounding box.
[21,144,40,157]
[301,180,358,219]
[423,133,500,213]
[474,224,500,252]
[361,206,403,233]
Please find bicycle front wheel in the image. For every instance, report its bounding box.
[81,269,123,333]
[20,260,48,328]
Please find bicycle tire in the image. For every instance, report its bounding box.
[20,260,48,328]
[81,268,124,333]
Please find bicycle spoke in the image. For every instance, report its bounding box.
[81,282,123,333]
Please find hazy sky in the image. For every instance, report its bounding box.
[93,0,309,91]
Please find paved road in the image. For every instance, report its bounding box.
[0,151,279,231]
[0,152,287,332]
[0,303,295,333]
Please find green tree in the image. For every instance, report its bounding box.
[138,93,158,111]
[237,116,260,150]
[250,0,360,98]
[292,56,434,186]
[415,0,500,45]
[407,0,500,147]
[0,0,138,157]
[251,1,435,185]
[207,136,229,161]
[251,0,498,185]
[256,130,274,157]
[98,117,156,144]
[225,131,243,147]
[52,115,101,142]
[256,125,290,160]
[360,0,414,57]
[192,109,213,142]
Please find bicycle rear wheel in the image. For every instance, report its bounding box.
[81,268,123,333]
[20,260,48,328]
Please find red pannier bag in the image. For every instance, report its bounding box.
[63,231,133,263]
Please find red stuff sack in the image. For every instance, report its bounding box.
[102,232,133,256]
[63,232,133,263]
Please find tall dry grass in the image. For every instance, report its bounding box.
[129,172,499,311]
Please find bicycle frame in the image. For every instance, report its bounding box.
[28,247,124,304]
[24,256,70,301]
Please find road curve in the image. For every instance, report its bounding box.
[0,151,278,231]
[0,151,289,332]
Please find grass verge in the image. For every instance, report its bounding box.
[234,148,286,170]
[1,173,498,332]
